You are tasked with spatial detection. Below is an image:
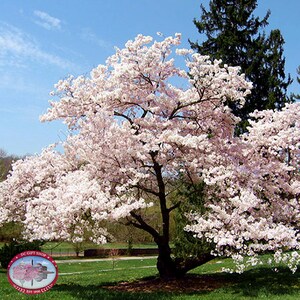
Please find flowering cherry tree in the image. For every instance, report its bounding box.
[0,33,299,279]
[186,102,300,273]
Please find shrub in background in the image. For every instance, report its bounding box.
[0,240,44,269]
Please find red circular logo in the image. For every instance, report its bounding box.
[7,250,58,294]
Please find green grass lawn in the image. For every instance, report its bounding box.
[1,255,300,299]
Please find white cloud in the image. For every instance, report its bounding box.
[34,10,61,30]
[0,72,45,96]
[80,28,112,50]
[0,22,74,70]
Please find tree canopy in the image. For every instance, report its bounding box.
[0,34,299,278]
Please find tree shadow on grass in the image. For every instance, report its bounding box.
[53,274,222,299]
[52,283,173,300]
[52,268,300,299]
[222,266,300,298]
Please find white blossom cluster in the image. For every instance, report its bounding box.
[0,34,299,272]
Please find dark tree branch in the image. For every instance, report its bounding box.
[175,253,214,276]
[132,183,159,197]
[130,211,160,241]
[114,111,134,125]
[168,201,181,213]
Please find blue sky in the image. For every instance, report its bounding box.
[0,0,299,156]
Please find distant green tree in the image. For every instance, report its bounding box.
[190,0,292,132]
[0,150,22,241]
[0,149,16,181]
[0,222,22,242]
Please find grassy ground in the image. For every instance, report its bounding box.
[0,255,299,299]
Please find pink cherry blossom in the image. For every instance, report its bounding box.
[0,33,299,275]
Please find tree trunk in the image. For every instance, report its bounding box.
[131,152,215,279]
[156,237,214,279]
[156,239,177,280]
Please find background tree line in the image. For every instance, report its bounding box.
[0,149,17,182]
[0,149,23,241]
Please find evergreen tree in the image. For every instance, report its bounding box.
[190,0,292,126]
[173,181,212,261]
